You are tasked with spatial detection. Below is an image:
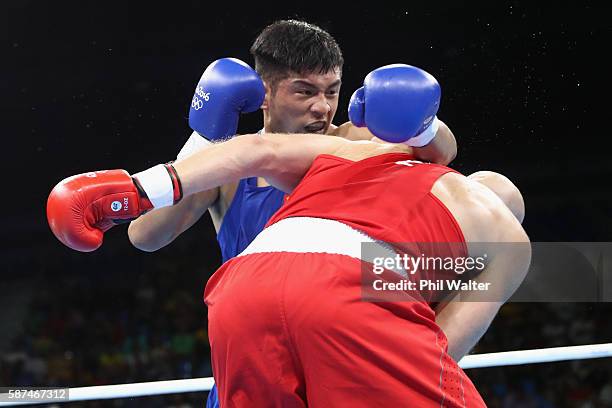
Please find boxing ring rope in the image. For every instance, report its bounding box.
[1,343,611,406]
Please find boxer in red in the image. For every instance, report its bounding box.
[47,132,530,407]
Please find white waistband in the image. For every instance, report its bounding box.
[239,217,396,261]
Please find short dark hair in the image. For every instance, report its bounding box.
[250,20,344,89]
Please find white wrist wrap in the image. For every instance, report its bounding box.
[133,164,174,209]
[403,116,440,147]
[176,131,213,161]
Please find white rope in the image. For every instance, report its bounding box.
[1,343,610,406]
[458,342,612,369]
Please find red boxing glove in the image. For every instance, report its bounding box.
[47,165,182,252]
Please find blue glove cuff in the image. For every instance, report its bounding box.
[403,116,440,147]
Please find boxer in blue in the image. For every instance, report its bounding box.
[127,20,457,407]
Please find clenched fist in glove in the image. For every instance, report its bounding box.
[348,64,441,146]
[47,164,182,252]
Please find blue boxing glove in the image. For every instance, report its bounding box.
[189,58,265,141]
[348,64,441,146]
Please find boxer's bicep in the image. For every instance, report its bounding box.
[261,132,411,173]
[260,133,411,191]
[260,133,349,192]
[175,133,346,194]
[176,132,398,194]
[464,222,531,303]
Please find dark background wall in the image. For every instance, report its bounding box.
[1,1,611,406]
[4,1,611,250]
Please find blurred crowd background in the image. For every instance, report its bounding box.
[2,235,611,407]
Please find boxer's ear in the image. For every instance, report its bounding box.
[260,82,271,110]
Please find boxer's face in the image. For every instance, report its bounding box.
[263,68,341,135]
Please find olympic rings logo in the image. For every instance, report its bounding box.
[192,87,210,110]
[192,97,204,111]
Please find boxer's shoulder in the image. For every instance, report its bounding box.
[432,173,519,243]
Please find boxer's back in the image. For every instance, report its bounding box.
[266,150,525,256]
[266,152,467,254]
[430,171,524,249]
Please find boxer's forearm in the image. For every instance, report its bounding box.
[436,301,502,361]
[173,133,347,195]
[411,120,456,165]
[128,191,214,252]
[332,120,456,165]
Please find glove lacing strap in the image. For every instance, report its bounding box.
[132,163,183,209]
[164,162,183,205]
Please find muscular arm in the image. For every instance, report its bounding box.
[128,132,404,252]
[435,209,531,361]
[128,189,217,252]
[332,120,457,165]
[174,133,406,196]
